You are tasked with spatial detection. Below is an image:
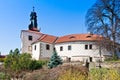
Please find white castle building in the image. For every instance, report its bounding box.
[21,9,116,62]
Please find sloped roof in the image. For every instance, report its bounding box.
[0,55,6,58]
[55,33,103,44]
[36,34,58,44]
[30,32,104,44]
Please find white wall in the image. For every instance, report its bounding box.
[21,30,42,54]
[55,41,111,62]
[32,42,54,60]
[32,42,40,60]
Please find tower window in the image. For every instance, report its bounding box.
[89,44,92,49]
[68,45,71,50]
[60,46,63,51]
[85,45,88,49]
[46,44,50,50]
[28,35,32,41]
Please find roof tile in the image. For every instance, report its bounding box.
[38,34,58,44]
[55,34,103,43]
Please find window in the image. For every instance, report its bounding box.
[89,44,92,49]
[28,46,32,51]
[60,46,63,51]
[85,44,92,50]
[54,47,56,51]
[28,35,32,41]
[69,36,75,39]
[34,45,36,50]
[68,45,71,50]
[85,45,88,49]
[46,44,50,50]
[86,35,91,38]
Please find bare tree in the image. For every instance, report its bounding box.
[85,0,120,59]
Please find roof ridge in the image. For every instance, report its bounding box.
[53,37,59,43]
[59,33,93,37]
[37,34,44,40]
[39,34,47,41]
[55,33,103,44]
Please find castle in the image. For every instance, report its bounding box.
[21,8,114,62]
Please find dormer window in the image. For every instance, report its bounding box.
[86,35,91,38]
[69,36,75,39]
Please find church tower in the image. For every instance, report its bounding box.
[21,7,42,54]
[28,7,39,32]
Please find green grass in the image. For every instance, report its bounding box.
[89,68,120,80]
[0,72,10,80]
[104,59,120,63]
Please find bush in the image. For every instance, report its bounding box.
[89,68,120,80]
[89,68,108,80]
[0,72,10,80]
[104,57,113,61]
[23,64,120,80]
[38,59,49,66]
[58,69,87,80]
[24,65,88,80]
[4,48,45,79]
[28,59,49,71]
[105,54,118,62]
[0,58,5,62]
[28,60,42,71]
[107,69,120,80]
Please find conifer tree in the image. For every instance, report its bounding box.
[48,50,62,69]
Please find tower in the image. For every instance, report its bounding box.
[28,7,39,32]
[21,7,42,54]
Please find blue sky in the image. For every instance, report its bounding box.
[0,0,96,55]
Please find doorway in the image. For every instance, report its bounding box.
[68,57,71,62]
[90,57,92,62]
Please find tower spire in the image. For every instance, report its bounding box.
[33,6,35,12]
[28,7,39,32]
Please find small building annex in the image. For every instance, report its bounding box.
[31,33,112,62]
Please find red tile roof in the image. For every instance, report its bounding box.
[55,34,103,44]
[0,55,6,58]
[24,30,104,44]
[37,34,58,44]
[31,27,39,32]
